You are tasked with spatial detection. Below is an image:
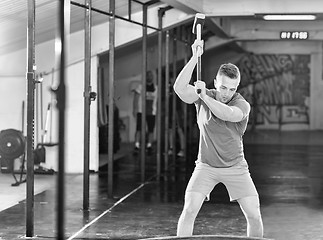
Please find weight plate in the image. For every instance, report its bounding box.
[0,129,25,159]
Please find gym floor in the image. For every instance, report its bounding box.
[0,130,323,240]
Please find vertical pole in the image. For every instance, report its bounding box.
[164,30,170,171]
[40,80,44,144]
[83,0,92,211]
[55,0,69,238]
[22,101,25,134]
[171,28,177,163]
[141,4,148,182]
[108,0,115,198]
[35,81,39,145]
[250,54,257,131]
[50,68,55,143]
[182,26,188,161]
[128,0,132,20]
[187,30,193,163]
[157,9,163,179]
[26,0,35,236]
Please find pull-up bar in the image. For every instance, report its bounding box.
[70,0,160,31]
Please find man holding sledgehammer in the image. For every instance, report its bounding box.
[173,13,264,238]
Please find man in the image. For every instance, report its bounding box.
[173,39,263,238]
[132,71,157,154]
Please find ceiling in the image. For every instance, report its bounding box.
[0,0,323,55]
[0,0,159,55]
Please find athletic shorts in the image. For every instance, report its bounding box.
[136,113,156,133]
[185,160,259,202]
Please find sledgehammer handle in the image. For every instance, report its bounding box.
[193,13,205,94]
[196,24,202,93]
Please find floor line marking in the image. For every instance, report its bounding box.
[67,182,147,240]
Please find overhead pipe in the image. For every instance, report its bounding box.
[70,1,159,31]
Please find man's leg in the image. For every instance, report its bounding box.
[134,131,140,145]
[237,195,263,238]
[177,191,205,237]
[134,113,142,150]
[146,115,155,151]
[147,132,154,147]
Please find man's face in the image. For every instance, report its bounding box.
[214,74,239,103]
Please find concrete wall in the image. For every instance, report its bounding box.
[241,41,323,130]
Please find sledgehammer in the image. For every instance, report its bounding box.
[192,13,205,94]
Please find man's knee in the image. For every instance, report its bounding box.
[246,210,262,223]
[181,191,205,220]
[238,196,262,219]
[181,205,199,219]
[246,203,262,220]
[181,199,203,220]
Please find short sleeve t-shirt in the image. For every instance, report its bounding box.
[134,84,158,116]
[194,89,250,167]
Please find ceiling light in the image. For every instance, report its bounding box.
[263,15,316,20]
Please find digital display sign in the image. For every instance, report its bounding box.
[280,31,309,40]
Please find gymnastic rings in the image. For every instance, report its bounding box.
[0,129,26,160]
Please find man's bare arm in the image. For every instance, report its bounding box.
[173,40,203,104]
[201,94,249,122]
[173,57,199,104]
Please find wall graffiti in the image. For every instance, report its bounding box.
[237,54,310,128]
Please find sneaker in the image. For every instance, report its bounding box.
[177,150,184,157]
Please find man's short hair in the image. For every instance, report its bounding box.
[218,63,240,81]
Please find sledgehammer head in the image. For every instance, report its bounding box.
[192,13,205,34]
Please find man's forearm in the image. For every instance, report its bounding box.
[201,94,234,121]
